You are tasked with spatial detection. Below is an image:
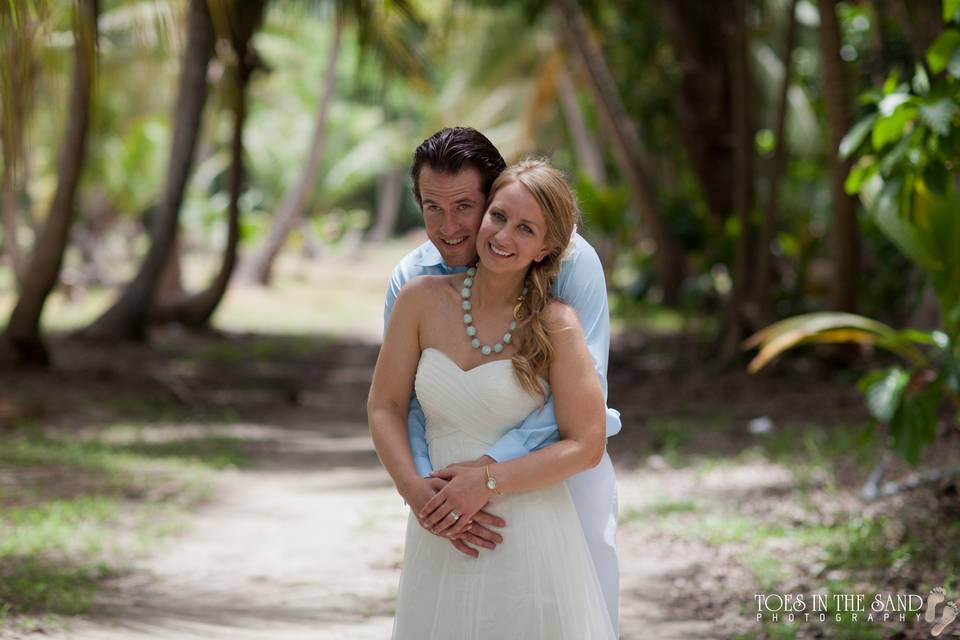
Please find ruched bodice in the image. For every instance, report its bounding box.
[415,348,540,467]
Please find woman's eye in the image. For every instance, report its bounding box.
[519,224,532,233]
[493,212,506,221]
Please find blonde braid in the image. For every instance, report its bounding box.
[487,159,579,402]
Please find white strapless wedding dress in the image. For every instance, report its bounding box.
[392,348,616,639]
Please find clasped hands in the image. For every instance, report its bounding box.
[408,456,504,558]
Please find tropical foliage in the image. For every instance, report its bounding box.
[747,5,960,466]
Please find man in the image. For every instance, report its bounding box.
[382,127,621,632]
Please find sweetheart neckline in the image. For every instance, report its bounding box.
[421,347,514,375]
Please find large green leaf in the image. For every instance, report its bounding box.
[868,178,943,273]
[839,113,878,159]
[744,312,925,373]
[926,29,960,74]
[889,385,941,467]
[946,0,960,22]
[860,367,909,423]
[844,160,878,195]
[918,98,959,135]
[872,106,917,149]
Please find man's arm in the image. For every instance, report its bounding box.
[384,266,434,477]
[483,237,620,464]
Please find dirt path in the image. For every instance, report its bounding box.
[1,309,806,639]
[20,428,730,640]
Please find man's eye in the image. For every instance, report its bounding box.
[457,204,472,211]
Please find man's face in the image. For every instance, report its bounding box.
[418,166,486,267]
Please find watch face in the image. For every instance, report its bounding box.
[486,478,496,490]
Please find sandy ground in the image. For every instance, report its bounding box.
[12,430,734,640]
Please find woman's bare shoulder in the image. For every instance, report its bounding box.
[396,273,460,302]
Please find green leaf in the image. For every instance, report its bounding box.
[878,93,911,115]
[894,329,938,346]
[872,107,917,149]
[926,29,960,74]
[889,385,941,467]
[922,162,950,196]
[912,62,931,96]
[840,113,878,159]
[946,0,960,22]
[868,178,942,273]
[918,98,959,135]
[883,71,901,95]
[861,367,909,423]
[879,135,911,174]
[845,161,878,195]
[950,47,960,78]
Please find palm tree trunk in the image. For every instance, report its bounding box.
[3,0,98,365]
[1,162,27,288]
[82,0,215,341]
[237,9,344,287]
[720,0,757,362]
[0,4,41,291]
[555,0,685,304]
[365,169,404,243]
[153,1,264,327]
[556,61,607,187]
[658,0,736,222]
[754,0,799,322]
[156,230,186,300]
[817,0,859,313]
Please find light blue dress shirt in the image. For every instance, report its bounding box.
[383,233,622,477]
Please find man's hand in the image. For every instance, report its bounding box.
[450,510,506,558]
[420,464,493,537]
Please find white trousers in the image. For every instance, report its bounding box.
[565,449,620,636]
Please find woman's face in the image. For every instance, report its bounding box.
[476,181,552,276]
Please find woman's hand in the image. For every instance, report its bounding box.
[420,464,494,537]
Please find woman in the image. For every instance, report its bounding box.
[368,159,615,639]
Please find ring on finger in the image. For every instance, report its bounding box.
[449,511,461,522]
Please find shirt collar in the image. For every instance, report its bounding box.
[413,241,445,268]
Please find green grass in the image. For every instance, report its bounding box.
[627,476,917,639]
[0,430,251,624]
[609,293,717,335]
[193,335,325,366]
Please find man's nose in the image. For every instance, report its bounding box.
[439,211,458,235]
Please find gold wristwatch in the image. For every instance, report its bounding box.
[484,465,502,495]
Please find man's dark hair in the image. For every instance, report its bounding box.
[410,127,507,206]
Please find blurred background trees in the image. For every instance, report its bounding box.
[1,0,958,461]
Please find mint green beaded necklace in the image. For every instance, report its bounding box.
[460,266,526,356]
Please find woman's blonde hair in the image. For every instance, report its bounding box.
[487,158,581,400]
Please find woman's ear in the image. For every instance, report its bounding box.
[533,246,551,263]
